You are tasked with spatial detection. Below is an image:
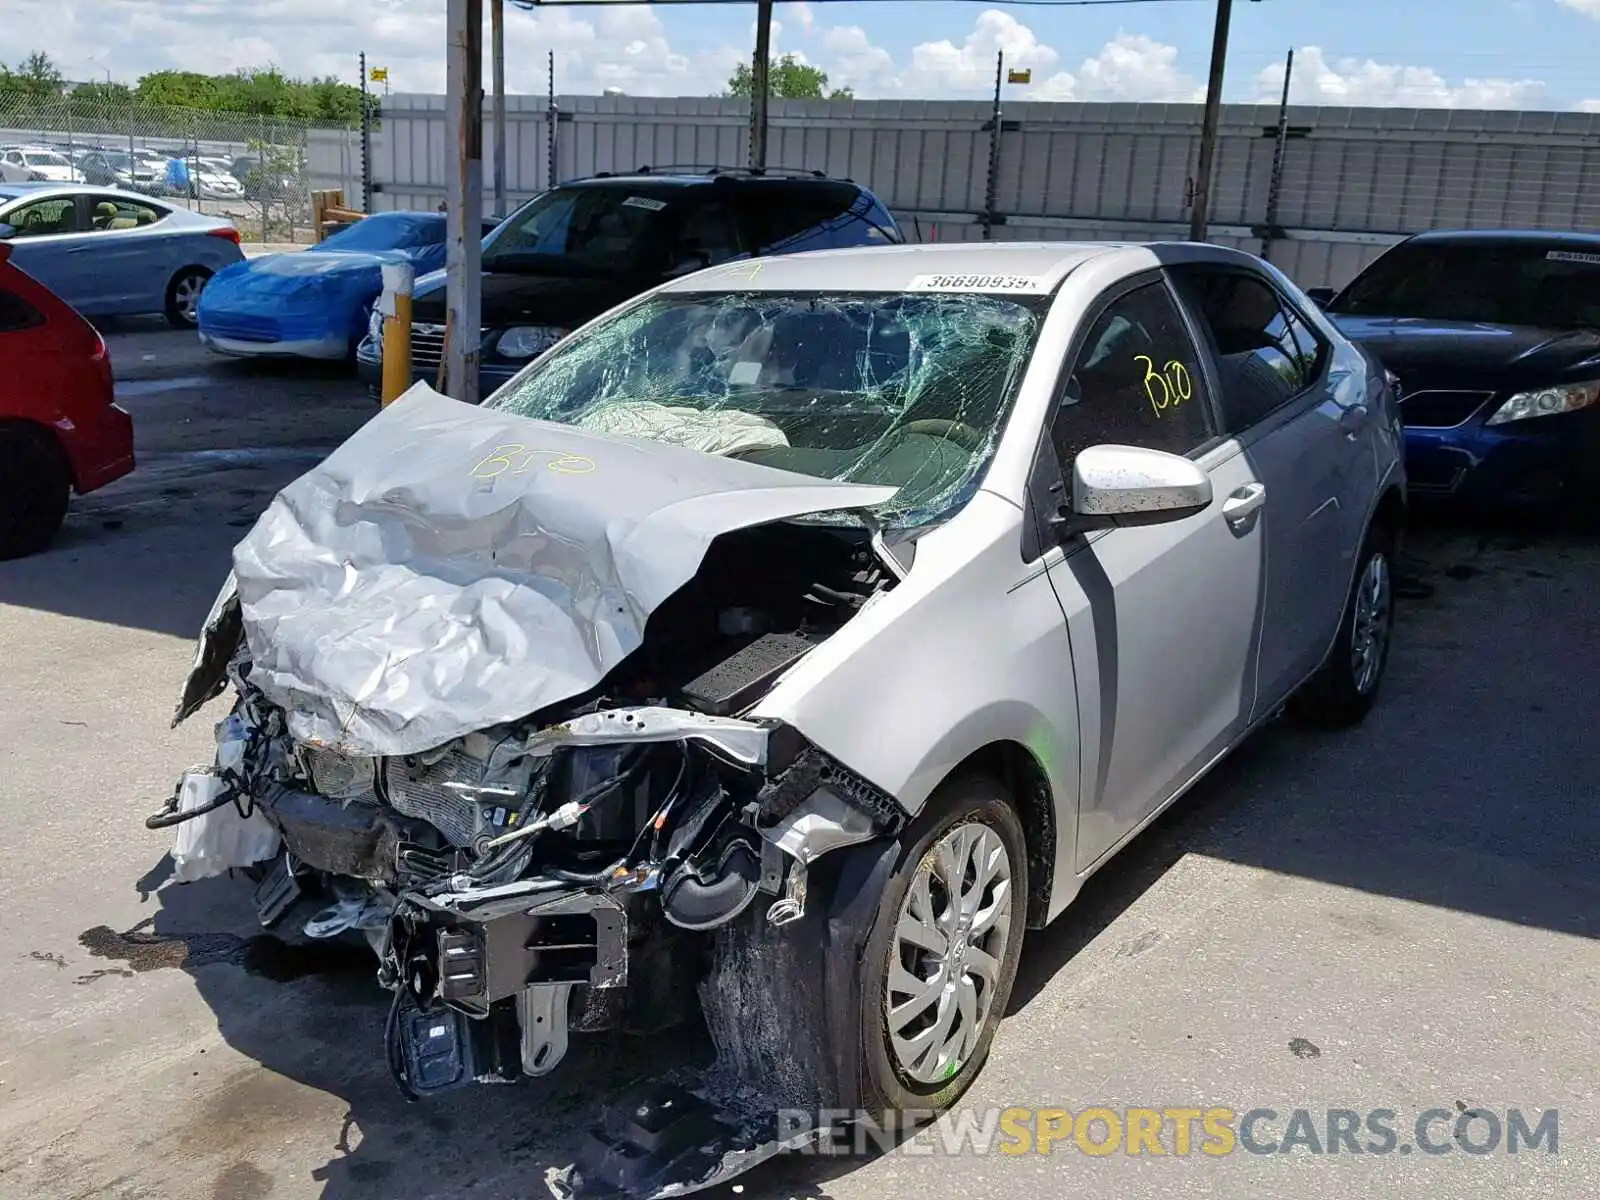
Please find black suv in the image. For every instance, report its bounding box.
[357,166,902,397]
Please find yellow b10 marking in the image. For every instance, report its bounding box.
[470,443,597,479]
[1136,356,1194,419]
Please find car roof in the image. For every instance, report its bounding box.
[563,170,864,192]
[1405,228,1600,249]
[0,182,175,205]
[660,239,1265,296]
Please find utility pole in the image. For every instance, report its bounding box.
[749,0,773,171]
[1189,0,1235,242]
[1260,47,1295,261]
[546,50,558,188]
[491,0,508,219]
[983,50,1003,240]
[359,51,373,212]
[445,0,484,406]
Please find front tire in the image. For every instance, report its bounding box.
[165,266,212,328]
[699,772,1028,1121]
[0,423,71,560]
[856,774,1028,1114]
[1288,524,1396,728]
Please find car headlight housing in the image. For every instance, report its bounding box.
[495,325,567,359]
[1485,380,1600,426]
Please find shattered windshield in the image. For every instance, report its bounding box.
[482,184,676,276]
[486,290,1046,527]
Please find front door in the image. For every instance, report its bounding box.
[0,192,89,307]
[1032,274,1267,870]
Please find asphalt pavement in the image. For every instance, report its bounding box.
[0,326,1594,1200]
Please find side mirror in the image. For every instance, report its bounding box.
[1053,444,1213,533]
[1305,286,1335,309]
[0,224,14,240]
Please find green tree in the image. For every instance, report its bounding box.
[135,69,222,110]
[0,50,66,100]
[726,53,852,100]
[69,80,134,106]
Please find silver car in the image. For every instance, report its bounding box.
[159,241,1403,1181]
[0,183,244,325]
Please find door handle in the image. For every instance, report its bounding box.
[1222,482,1267,525]
[1339,404,1370,436]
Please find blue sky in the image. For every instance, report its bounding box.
[19,0,1600,110]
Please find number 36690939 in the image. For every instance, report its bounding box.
[1135,355,1193,419]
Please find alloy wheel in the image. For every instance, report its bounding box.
[884,820,1014,1085]
[1350,550,1392,695]
[174,273,206,323]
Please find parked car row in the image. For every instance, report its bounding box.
[2,140,301,202]
[1,151,1593,1196]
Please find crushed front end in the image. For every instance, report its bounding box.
[149,389,919,1193]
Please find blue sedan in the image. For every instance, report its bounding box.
[197,212,491,361]
[0,183,244,327]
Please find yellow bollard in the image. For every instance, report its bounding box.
[379,261,414,407]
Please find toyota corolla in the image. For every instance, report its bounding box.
[154,240,1404,1196]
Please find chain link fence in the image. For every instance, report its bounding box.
[0,95,356,244]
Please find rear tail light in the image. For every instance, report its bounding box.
[89,326,113,395]
[208,227,241,245]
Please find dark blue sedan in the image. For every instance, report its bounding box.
[198,211,488,361]
[1316,230,1600,512]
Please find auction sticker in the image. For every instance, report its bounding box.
[1547,250,1600,265]
[907,273,1045,292]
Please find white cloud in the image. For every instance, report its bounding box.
[1255,46,1547,109]
[12,0,742,98]
[779,2,815,34]
[813,14,1197,104]
[900,11,1061,95]
[1557,0,1600,15]
[1026,32,1205,103]
[1580,98,1600,112]
[822,26,896,95]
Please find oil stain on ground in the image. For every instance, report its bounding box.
[78,923,373,984]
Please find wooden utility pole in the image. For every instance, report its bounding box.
[749,0,773,170]
[445,0,484,405]
[1189,0,1235,242]
[491,0,508,219]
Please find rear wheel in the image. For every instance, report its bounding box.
[165,266,212,328]
[1288,523,1396,728]
[0,423,71,560]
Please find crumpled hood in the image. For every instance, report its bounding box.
[211,384,897,757]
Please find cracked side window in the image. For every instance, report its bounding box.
[486,290,1047,527]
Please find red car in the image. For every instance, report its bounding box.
[0,242,134,559]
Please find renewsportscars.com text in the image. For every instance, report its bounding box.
[777,1106,1560,1158]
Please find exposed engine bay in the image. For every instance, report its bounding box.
[152,518,905,1114]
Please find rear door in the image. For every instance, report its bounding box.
[1168,263,1355,711]
[69,193,172,315]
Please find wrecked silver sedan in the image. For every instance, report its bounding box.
[154,240,1403,1192]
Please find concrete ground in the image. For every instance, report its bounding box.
[0,325,1595,1200]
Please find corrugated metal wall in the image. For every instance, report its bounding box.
[329,94,1600,288]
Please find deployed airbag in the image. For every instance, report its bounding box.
[226,384,897,757]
